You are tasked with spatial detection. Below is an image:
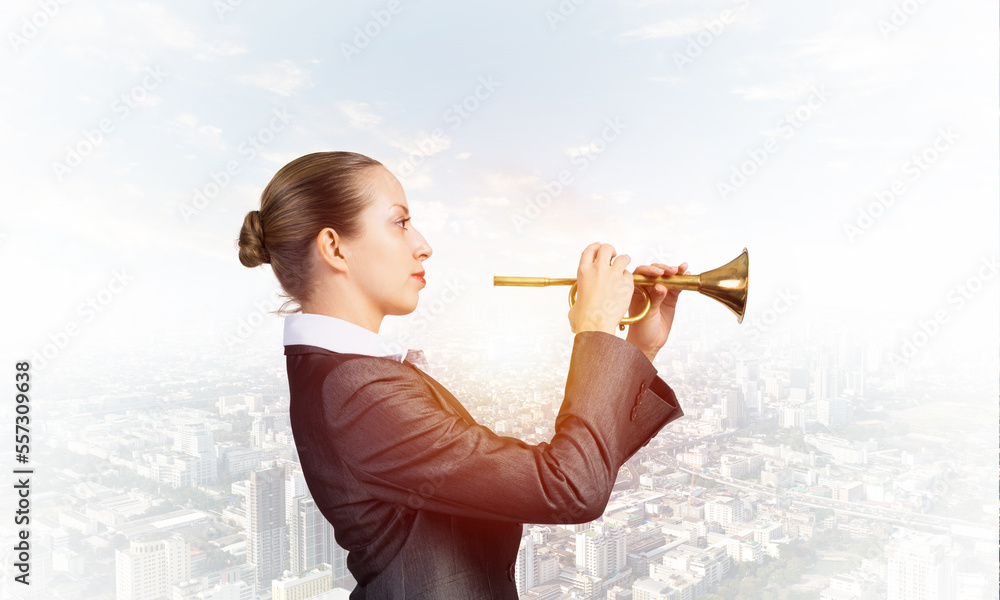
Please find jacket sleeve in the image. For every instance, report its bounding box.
[324,331,684,524]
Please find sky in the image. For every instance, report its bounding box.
[1,0,997,380]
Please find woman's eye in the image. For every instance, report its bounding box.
[396,218,411,230]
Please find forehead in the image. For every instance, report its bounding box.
[367,166,407,211]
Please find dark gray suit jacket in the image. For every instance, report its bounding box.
[286,330,684,599]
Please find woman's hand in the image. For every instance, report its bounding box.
[625,261,688,363]
[568,242,635,335]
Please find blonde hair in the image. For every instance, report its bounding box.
[237,151,383,314]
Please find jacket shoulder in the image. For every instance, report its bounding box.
[285,345,416,402]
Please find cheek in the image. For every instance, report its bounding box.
[356,240,403,283]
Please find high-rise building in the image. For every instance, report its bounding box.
[816,398,850,428]
[174,424,217,485]
[817,366,841,400]
[789,368,809,402]
[252,414,276,447]
[764,375,785,400]
[115,532,190,600]
[741,379,762,413]
[285,469,309,515]
[247,467,288,587]
[514,533,535,594]
[272,564,333,600]
[632,577,675,600]
[720,388,745,428]
[607,584,634,599]
[885,532,953,600]
[514,527,560,594]
[286,466,349,582]
[737,358,759,383]
[778,407,805,429]
[705,496,745,525]
[217,393,263,415]
[289,496,335,574]
[171,568,255,600]
[845,369,865,399]
[575,524,626,578]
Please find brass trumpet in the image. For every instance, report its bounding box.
[494,248,749,330]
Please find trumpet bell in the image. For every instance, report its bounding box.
[698,248,748,324]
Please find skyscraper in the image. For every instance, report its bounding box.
[285,465,350,582]
[247,466,288,587]
[885,532,953,600]
[575,523,626,578]
[115,532,190,600]
[789,367,809,402]
[174,423,217,485]
[272,564,334,600]
[252,414,276,447]
[514,533,535,595]
[817,398,850,428]
[289,495,334,574]
[720,388,745,428]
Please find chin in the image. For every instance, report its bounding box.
[390,300,419,316]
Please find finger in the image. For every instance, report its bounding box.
[595,243,618,266]
[611,253,631,271]
[676,261,689,275]
[579,242,603,270]
[638,280,665,298]
[648,263,677,276]
[591,243,610,266]
[633,264,664,276]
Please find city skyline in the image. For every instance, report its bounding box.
[1,321,996,598]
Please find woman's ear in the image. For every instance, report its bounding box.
[314,227,349,273]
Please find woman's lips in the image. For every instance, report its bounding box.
[412,271,425,285]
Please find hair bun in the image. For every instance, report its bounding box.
[238,210,271,267]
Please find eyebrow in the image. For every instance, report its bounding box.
[390,204,410,216]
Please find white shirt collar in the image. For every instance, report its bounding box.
[283,312,409,361]
[283,313,432,374]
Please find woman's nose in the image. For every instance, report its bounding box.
[414,231,432,260]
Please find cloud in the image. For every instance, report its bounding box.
[617,17,706,41]
[447,219,484,236]
[163,114,227,151]
[567,142,606,158]
[644,75,685,85]
[729,81,820,102]
[236,59,313,97]
[815,135,916,152]
[481,171,542,190]
[388,131,451,157]
[23,1,247,73]
[120,2,248,62]
[396,171,434,189]
[468,196,510,207]
[410,199,449,233]
[339,101,384,129]
[124,3,245,56]
[339,102,453,184]
[590,191,632,205]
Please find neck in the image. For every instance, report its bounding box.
[301,287,384,334]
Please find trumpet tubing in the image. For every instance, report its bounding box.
[492,274,702,290]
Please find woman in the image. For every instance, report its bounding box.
[237,151,687,599]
